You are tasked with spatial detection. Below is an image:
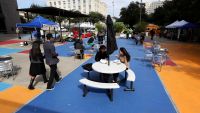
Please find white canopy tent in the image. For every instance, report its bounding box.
[165,20,188,28]
[165,20,180,28]
[166,20,190,40]
[73,22,95,28]
[174,20,188,28]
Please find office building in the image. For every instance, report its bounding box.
[47,0,107,16]
[0,0,20,33]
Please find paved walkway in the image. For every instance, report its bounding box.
[156,38,200,113]
[0,37,89,113]
[16,38,177,113]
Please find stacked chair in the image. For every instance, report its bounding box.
[144,41,168,71]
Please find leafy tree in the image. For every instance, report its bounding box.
[95,22,105,32]
[88,12,105,24]
[20,15,26,23]
[135,21,148,32]
[114,22,125,33]
[119,1,147,29]
[152,0,200,25]
[30,4,41,8]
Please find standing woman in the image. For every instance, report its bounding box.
[28,41,47,90]
[113,47,131,82]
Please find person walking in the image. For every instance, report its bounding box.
[97,31,104,44]
[150,29,155,40]
[43,33,62,90]
[28,41,47,90]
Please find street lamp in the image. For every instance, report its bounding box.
[112,0,115,17]
[139,0,142,24]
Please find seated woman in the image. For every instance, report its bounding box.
[114,47,131,82]
[95,45,108,61]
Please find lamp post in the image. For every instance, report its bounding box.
[139,0,142,24]
[112,0,115,17]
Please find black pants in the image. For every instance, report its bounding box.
[151,35,154,40]
[47,64,59,88]
[98,36,103,44]
[133,38,138,45]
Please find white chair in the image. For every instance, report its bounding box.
[144,50,154,61]
[124,69,136,91]
[153,44,161,54]
[152,54,166,71]
[79,78,120,101]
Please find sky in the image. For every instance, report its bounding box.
[17,0,157,17]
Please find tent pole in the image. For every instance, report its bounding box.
[26,12,32,41]
[54,27,56,40]
[68,18,71,32]
[43,30,46,42]
[59,22,62,42]
[108,55,110,66]
[79,19,81,39]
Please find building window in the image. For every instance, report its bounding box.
[68,0,71,9]
[89,5,91,11]
[83,10,86,14]
[83,0,86,8]
[73,0,76,10]
[58,1,61,5]
[49,2,52,6]
[54,2,56,6]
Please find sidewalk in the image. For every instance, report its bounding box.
[155,37,200,113]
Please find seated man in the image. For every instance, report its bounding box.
[74,39,85,59]
[95,45,109,82]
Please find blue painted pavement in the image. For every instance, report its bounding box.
[17,39,177,113]
[0,82,12,91]
[0,47,24,56]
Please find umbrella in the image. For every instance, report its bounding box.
[106,15,118,65]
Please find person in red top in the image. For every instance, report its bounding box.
[72,28,79,39]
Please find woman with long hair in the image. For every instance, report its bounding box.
[113,47,131,82]
[28,41,47,90]
[118,47,131,69]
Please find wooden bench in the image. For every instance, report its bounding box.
[79,78,120,101]
[124,69,136,91]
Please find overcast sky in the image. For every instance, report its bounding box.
[17,0,157,17]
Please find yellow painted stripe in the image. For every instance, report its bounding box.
[0,86,42,113]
